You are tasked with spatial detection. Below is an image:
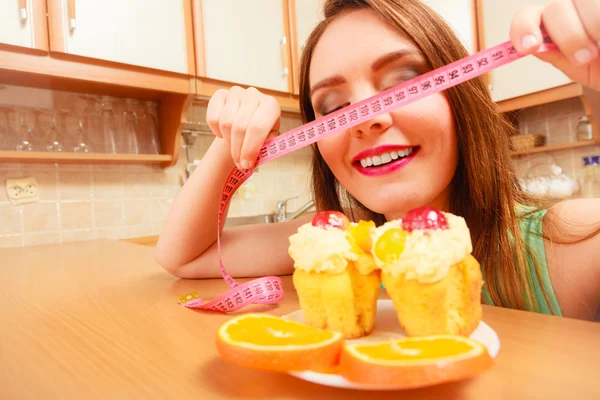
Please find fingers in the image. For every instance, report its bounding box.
[510,5,545,54]
[240,96,281,169]
[511,1,599,66]
[230,87,261,168]
[572,0,600,48]
[205,86,281,170]
[206,89,228,138]
[218,86,243,151]
[543,0,598,66]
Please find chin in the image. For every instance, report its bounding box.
[355,190,420,219]
[352,185,449,221]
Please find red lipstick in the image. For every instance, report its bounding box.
[352,145,419,177]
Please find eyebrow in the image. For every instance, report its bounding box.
[309,49,422,97]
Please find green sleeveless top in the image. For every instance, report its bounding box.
[481,207,563,316]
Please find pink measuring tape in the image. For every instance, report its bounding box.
[178,33,556,313]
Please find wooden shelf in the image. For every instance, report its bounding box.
[511,140,596,157]
[0,151,172,165]
[0,45,194,99]
[497,83,584,113]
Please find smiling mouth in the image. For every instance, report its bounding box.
[356,147,416,168]
[352,146,419,176]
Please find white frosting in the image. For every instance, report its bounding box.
[288,223,358,274]
[373,213,472,283]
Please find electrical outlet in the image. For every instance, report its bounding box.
[5,177,40,205]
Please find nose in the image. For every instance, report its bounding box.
[350,110,393,138]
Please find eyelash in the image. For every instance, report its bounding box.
[380,70,421,91]
[318,68,422,116]
[321,103,350,116]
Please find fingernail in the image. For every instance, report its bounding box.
[521,35,538,50]
[573,48,593,64]
[240,159,250,170]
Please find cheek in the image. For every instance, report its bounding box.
[398,95,456,155]
[316,131,350,172]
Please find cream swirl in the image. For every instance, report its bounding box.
[373,213,472,283]
[288,223,358,274]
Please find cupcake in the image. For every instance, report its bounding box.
[373,207,483,337]
[288,211,380,339]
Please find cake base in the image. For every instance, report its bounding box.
[293,263,380,339]
[382,254,483,337]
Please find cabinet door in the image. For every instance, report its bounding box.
[0,0,47,51]
[421,0,477,54]
[47,0,193,74]
[290,0,323,94]
[480,0,571,102]
[294,0,323,54]
[200,0,291,93]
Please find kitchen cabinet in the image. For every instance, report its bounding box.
[478,0,571,102]
[0,0,48,51]
[422,0,477,54]
[288,0,323,94]
[293,0,323,55]
[47,0,195,75]
[197,0,293,93]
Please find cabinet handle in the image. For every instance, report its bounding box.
[281,35,289,78]
[18,0,27,23]
[68,0,77,32]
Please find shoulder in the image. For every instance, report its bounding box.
[545,198,600,229]
[542,198,600,320]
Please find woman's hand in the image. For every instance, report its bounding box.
[206,86,281,170]
[510,0,599,91]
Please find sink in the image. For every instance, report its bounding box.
[224,214,277,228]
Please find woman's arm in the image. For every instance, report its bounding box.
[544,198,600,321]
[154,86,284,277]
[163,213,313,279]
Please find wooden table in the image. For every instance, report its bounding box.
[1,240,599,400]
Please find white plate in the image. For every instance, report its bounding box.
[281,299,500,391]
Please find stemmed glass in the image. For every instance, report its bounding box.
[81,96,102,152]
[39,111,64,152]
[72,119,92,153]
[64,110,92,153]
[9,108,35,151]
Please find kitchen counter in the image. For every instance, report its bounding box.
[1,240,599,399]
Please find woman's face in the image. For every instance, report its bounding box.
[309,9,458,220]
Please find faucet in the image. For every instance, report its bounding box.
[276,197,315,222]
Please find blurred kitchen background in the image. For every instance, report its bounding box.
[0,0,599,249]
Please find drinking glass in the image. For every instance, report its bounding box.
[9,108,35,151]
[39,110,64,152]
[140,101,160,154]
[101,96,117,154]
[122,99,140,154]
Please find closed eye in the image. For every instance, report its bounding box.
[321,102,350,116]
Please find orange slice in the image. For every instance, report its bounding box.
[216,313,344,372]
[339,335,493,388]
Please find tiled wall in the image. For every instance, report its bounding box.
[0,163,180,248]
[184,105,313,218]
[511,97,599,190]
[0,88,312,249]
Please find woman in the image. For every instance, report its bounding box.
[155,0,600,321]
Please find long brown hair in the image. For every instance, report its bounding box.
[298,0,557,313]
